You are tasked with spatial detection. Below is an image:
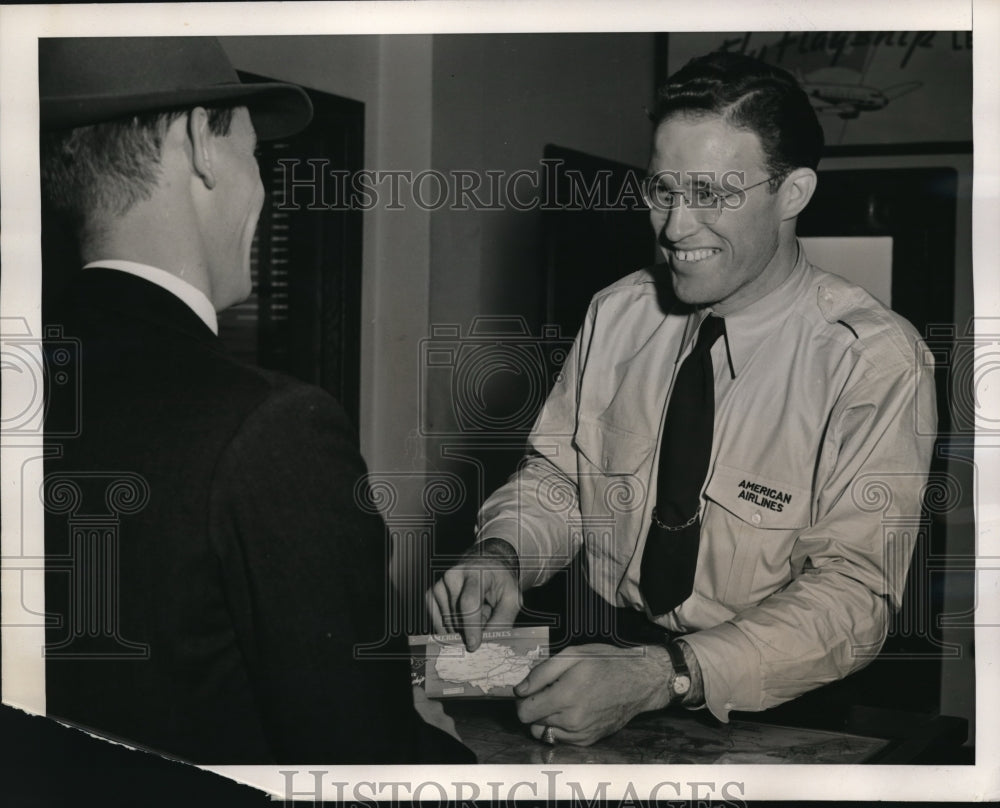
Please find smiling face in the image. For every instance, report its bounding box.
[648,113,795,315]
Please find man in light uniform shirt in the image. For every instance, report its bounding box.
[430,51,936,746]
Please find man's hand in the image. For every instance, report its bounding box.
[427,538,521,651]
[513,643,680,746]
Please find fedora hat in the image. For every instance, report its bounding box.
[40,37,313,139]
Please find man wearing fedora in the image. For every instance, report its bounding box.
[40,37,472,765]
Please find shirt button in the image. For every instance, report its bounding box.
[751,512,762,525]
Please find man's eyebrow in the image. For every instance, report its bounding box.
[646,172,682,185]
[647,174,724,192]
[646,171,720,184]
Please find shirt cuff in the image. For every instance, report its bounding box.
[474,519,546,589]
[680,621,762,723]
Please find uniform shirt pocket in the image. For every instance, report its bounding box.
[573,418,654,565]
[703,463,812,610]
[574,418,655,476]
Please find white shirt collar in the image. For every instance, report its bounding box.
[678,240,809,377]
[82,260,219,335]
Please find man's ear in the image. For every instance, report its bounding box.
[188,106,217,190]
[778,167,817,221]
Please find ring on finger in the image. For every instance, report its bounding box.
[541,725,556,745]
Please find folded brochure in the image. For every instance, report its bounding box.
[409,627,549,698]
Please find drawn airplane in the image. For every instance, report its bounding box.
[803,80,923,119]
[795,68,922,119]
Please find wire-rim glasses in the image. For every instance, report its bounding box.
[641,171,785,224]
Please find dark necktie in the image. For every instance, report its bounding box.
[640,314,726,616]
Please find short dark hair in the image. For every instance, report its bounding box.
[652,52,824,184]
[40,105,235,246]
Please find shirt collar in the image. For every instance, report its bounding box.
[83,260,219,336]
[679,241,810,377]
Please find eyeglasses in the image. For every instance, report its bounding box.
[641,172,784,224]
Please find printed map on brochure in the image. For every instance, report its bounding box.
[409,627,549,698]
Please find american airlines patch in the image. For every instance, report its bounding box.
[737,478,793,513]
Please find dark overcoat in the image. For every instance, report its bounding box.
[44,268,471,764]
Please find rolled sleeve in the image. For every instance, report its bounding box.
[476,452,584,589]
[681,621,762,722]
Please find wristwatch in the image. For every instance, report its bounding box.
[664,640,692,704]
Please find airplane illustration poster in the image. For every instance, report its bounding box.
[663,31,972,148]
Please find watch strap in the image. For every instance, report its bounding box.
[665,640,689,675]
[664,640,691,703]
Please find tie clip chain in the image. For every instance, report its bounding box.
[651,507,700,532]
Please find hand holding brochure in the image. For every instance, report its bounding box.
[409,627,549,698]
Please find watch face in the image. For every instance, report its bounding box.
[673,675,691,695]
